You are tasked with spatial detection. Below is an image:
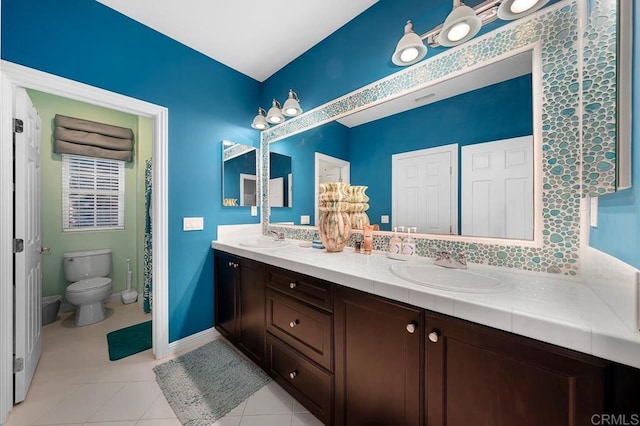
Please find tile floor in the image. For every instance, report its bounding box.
[6,301,322,426]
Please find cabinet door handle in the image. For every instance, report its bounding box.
[289,319,299,328]
[228,261,233,267]
[289,282,297,289]
[428,330,441,343]
[233,263,239,268]
[406,323,417,334]
[289,371,298,380]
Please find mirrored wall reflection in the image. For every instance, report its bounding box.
[269,152,292,209]
[267,50,536,240]
[222,140,257,207]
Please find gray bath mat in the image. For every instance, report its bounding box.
[153,339,271,425]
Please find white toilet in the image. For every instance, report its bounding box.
[63,249,113,326]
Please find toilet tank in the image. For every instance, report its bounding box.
[63,249,112,282]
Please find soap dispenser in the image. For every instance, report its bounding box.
[388,227,402,255]
[401,227,415,256]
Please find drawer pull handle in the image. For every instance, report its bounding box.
[228,261,233,267]
[428,330,441,343]
[289,282,297,289]
[289,320,299,328]
[289,371,298,380]
[406,323,416,334]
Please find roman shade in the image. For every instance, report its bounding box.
[54,114,134,162]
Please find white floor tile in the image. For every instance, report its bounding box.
[243,382,294,416]
[225,400,247,417]
[140,394,176,420]
[292,412,324,426]
[83,422,137,426]
[89,382,162,422]
[135,420,182,426]
[292,400,310,414]
[211,417,242,426]
[32,382,126,425]
[239,414,292,426]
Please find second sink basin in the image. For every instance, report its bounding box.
[389,263,512,294]
[239,238,290,249]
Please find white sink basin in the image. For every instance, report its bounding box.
[389,264,512,294]
[239,238,290,249]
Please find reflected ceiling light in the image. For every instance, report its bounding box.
[392,21,428,66]
[497,0,550,20]
[266,99,285,124]
[438,0,482,47]
[251,107,269,130]
[282,89,303,117]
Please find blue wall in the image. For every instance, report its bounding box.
[589,4,640,270]
[1,0,261,342]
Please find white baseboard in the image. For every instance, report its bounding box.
[166,327,221,356]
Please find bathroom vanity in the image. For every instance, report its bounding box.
[212,240,640,426]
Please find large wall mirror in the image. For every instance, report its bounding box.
[259,0,628,275]
[267,50,539,241]
[222,140,257,207]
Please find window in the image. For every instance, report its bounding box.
[62,155,124,231]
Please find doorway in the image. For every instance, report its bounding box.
[0,61,169,424]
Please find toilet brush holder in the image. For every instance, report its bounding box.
[121,258,138,304]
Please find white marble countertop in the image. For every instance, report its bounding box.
[211,236,640,369]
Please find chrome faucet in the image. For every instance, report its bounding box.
[434,249,467,269]
[268,230,285,241]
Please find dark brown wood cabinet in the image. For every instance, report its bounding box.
[213,250,266,367]
[335,286,423,426]
[213,250,639,426]
[425,312,607,426]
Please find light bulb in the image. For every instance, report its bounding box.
[400,47,419,63]
[510,0,538,13]
[447,22,471,42]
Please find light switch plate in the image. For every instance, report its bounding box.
[251,206,258,216]
[381,215,389,224]
[183,217,204,231]
[590,197,598,227]
[301,215,310,225]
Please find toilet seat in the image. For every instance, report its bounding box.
[67,277,112,293]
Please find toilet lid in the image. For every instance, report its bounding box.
[67,277,112,293]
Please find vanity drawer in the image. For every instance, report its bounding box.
[266,267,333,312]
[266,289,333,371]
[267,334,333,425]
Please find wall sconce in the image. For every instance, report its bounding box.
[252,89,303,129]
[392,0,549,66]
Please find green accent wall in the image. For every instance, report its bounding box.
[27,89,152,298]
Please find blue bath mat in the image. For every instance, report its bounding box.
[106,320,152,361]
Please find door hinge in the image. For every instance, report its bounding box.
[13,238,24,253]
[13,357,24,374]
[13,118,24,134]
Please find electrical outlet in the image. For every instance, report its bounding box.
[301,215,310,225]
[183,217,204,231]
[251,206,258,216]
[381,215,389,224]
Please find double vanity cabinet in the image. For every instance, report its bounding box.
[213,249,639,426]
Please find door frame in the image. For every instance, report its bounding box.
[0,60,170,423]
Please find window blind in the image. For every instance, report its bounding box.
[62,155,125,231]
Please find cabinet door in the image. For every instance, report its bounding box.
[214,251,237,341]
[237,258,266,367]
[425,312,606,426]
[335,287,423,426]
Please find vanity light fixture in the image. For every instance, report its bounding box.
[251,107,270,130]
[282,89,303,117]
[392,0,548,65]
[438,0,482,47]
[392,21,428,66]
[266,99,285,124]
[497,0,550,20]
[252,90,303,129]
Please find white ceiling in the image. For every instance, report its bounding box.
[96,0,378,82]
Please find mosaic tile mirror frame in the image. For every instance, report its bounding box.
[260,0,623,276]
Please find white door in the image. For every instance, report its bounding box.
[13,87,43,403]
[461,135,533,239]
[392,144,458,234]
[269,177,284,207]
[314,153,350,225]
